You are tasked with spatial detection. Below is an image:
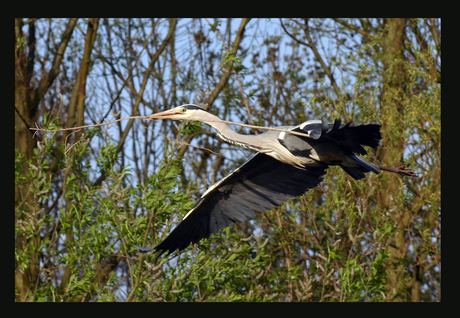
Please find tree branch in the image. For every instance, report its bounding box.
[30,18,78,112]
[176,18,250,159]
[280,18,347,121]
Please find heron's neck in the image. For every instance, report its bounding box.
[200,112,304,167]
[201,113,264,152]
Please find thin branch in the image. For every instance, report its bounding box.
[116,18,177,153]
[30,114,314,139]
[204,18,253,126]
[302,19,342,102]
[280,18,347,121]
[23,18,40,25]
[174,18,251,160]
[30,18,78,111]
[141,122,223,157]
[30,116,145,133]
[331,18,370,39]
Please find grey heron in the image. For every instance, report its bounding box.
[135,104,415,256]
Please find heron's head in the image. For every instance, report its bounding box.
[147,104,209,122]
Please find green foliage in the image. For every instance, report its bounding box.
[180,121,203,137]
[15,18,440,302]
[208,20,221,32]
[221,51,248,75]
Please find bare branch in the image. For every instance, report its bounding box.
[30,114,314,139]
[30,18,78,111]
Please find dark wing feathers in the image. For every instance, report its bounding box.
[301,119,381,155]
[325,122,381,155]
[153,153,327,256]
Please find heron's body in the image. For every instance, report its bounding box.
[137,104,384,256]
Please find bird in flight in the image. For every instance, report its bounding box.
[134,104,415,256]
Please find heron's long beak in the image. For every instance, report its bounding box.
[146,108,182,120]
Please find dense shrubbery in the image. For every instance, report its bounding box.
[15,18,440,301]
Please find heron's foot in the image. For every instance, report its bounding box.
[379,162,418,177]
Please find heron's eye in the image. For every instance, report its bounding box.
[180,108,187,113]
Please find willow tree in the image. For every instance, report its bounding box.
[15,18,440,302]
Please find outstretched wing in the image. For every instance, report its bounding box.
[148,153,327,256]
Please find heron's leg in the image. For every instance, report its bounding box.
[133,245,154,253]
[378,162,417,177]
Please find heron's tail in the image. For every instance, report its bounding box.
[321,119,381,180]
[340,154,380,180]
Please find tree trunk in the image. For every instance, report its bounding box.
[15,18,77,302]
[377,18,413,300]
